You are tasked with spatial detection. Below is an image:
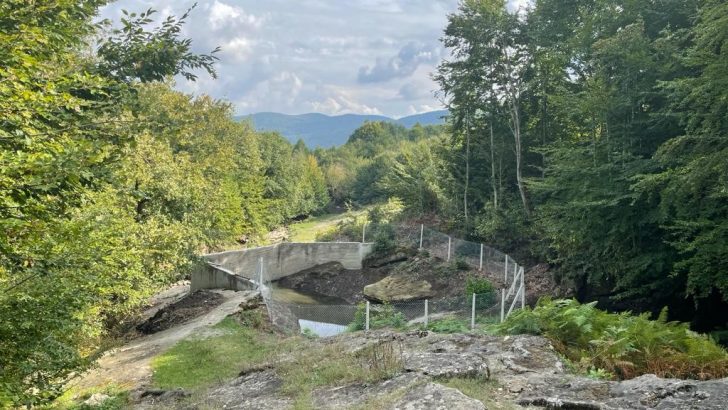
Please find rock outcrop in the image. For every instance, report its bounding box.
[363,276,436,302]
[140,331,728,409]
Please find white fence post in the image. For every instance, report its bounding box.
[500,288,505,323]
[471,293,476,330]
[513,262,517,283]
[447,236,452,261]
[365,301,370,331]
[504,255,508,283]
[424,299,429,327]
[362,223,367,243]
[419,224,424,250]
[479,244,484,271]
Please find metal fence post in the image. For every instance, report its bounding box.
[500,288,505,323]
[362,223,367,243]
[513,262,517,283]
[504,255,508,283]
[471,293,476,330]
[447,236,452,262]
[419,224,424,250]
[479,244,484,271]
[520,267,525,309]
[424,299,429,327]
[365,301,370,331]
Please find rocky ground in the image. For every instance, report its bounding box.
[135,327,728,409]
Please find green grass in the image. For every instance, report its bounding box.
[288,207,372,242]
[150,317,275,390]
[288,213,352,242]
[277,340,404,408]
[438,378,523,409]
[52,385,129,410]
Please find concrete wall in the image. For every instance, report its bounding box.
[191,242,373,291]
[190,263,257,292]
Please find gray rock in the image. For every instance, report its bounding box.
[364,276,436,302]
[83,393,110,406]
[204,368,292,409]
[312,373,426,409]
[517,374,728,409]
[391,382,486,410]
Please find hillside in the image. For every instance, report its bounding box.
[240,110,448,147]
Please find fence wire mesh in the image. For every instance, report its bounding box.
[254,223,525,337]
[265,291,503,337]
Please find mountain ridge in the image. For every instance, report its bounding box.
[237,110,448,148]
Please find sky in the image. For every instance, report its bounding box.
[100,1,527,118]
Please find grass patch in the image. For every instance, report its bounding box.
[150,317,275,390]
[494,298,728,380]
[438,377,522,409]
[51,384,129,410]
[288,213,346,242]
[277,340,404,408]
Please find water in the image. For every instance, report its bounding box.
[269,282,355,337]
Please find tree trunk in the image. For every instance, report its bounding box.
[510,101,531,217]
[490,121,498,209]
[464,118,470,225]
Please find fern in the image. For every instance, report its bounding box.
[493,298,728,380]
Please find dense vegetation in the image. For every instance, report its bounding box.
[0,2,327,406]
[2,0,727,405]
[315,0,728,333]
[496,299,728,380]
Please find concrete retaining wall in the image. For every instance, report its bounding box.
[191,242,373,291]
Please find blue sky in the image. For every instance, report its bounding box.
[100,1,527,118]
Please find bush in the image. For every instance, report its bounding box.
[371,223,397,254]
[465,276,497,308]
[348,302,407,331]
[493,298,728,380]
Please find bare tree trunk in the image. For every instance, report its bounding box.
[509,101,531,217]
[490,121,498,209]
[464,118,470,225]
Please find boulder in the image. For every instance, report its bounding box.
[364,276,436,302]
[391,382,486,410]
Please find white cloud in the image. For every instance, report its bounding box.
[99,0,455,117]
[208,0,263,31]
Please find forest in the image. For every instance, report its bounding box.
[1,0,726,406]
[312,0,727,337]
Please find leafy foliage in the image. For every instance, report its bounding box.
[495,299,728,380]
[348,303,407,331]
[0,2,329,406]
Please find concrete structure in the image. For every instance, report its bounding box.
[191,242,373,291]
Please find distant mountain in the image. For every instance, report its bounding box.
[238,110,448,148]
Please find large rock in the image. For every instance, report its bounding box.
[161,331,728,410]
[364,276,436,302]
[518,373,728,409]
[392,382,486,410]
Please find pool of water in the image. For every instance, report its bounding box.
[269,282,355,337]
[269,282,349,305]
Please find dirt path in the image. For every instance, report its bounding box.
[68,289,255,393]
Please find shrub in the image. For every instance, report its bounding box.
[494,298,728,380]
[348,302,407,331]
[371,223,397,254]
[465,276,497,308]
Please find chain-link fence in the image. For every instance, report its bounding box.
[264,291,502,337]
[248,223,525,337]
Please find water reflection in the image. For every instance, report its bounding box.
[269,282,355,337]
